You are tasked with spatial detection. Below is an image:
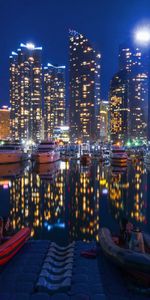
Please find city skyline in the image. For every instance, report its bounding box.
[1,0,150,105]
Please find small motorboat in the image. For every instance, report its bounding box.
[0,227,31,266]
[99,227,150,286]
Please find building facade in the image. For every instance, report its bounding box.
[69,30,101,143]
[128,70,148,144]
[110,70,129,144]
[110,41,149,145]
[119,43,147,72]
[0,106,10,140]
[44,64,66,139]
[10,43,42,143]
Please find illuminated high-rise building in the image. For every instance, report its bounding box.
[110,42,149,145]
[44,64,66,139]
[119,42,147,72]
[100,100,109,143]
[0,106,10,140]
[10,43,42,143]
[128,69,148,143]
[69,30,101,143]
[119,43,149,143]
[110,70,129,144]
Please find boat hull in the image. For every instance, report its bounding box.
[0,152,24,164]
[34,152,60,164]
[0,228,30,266]
[99,227,150,286]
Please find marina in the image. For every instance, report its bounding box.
[0,0,150,297]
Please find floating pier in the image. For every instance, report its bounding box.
[0,240,149,300]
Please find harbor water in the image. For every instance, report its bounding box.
[0,159,149,243]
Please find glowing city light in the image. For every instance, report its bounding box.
[20,43,35,49]
[135,27,150,45]
[26,43,35,49]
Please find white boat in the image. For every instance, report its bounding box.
[110,146,127,167]
[144,152,150,165]
[33,141,60,164]
[103,149,110,160]
[0,143,25,164]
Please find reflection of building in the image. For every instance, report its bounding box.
[9,164,66,238]
[100,101,109,143]
[108,162,147,225]
[127,162,147,224]
[44,64,66,139]
[67,162,100,241]
[109,170,129,220]
[0,106,10,140]
[110,70,129,144]
[10,43,42,143]
[69,30,101,143]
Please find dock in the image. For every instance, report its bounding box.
[0,240,149,300]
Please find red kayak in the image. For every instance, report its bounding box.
[0,227,31,265]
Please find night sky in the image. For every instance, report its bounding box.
[0,0,150,106]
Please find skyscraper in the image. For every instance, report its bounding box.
[69,30,101,143]
[110,41,149,145]
[128,70,148,144]
[44,64,66,139]
[119,43,147,72]
[110,70,129,144]
[10,43,42,143]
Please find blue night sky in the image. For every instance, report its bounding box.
[0,0,150,106]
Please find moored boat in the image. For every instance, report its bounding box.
[99,227,150,286]
[33,141,60,164]
[0,143,26,164]
[0,227,31,265]
[144,152,150,165]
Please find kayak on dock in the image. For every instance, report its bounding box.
[0,227,31,265]
[99,227,150,286]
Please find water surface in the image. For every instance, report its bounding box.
[0,159,149,244]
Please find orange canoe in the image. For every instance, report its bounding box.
[0,227,31,265]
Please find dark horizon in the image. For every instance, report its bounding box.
[1,0,150,106]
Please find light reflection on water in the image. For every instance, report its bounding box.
[0,159,149,244]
